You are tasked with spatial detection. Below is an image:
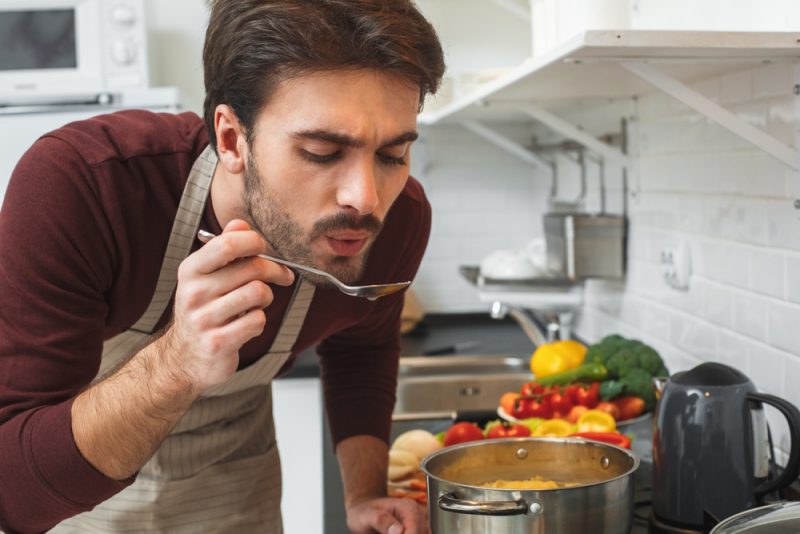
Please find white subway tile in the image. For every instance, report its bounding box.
[767,300,800,355]
[783,354,800,413]
[670,314,717,361]
[733,292,768,342]
[767,199,800,251]
[716,330,751,372]
[749,248,786,299]
[748,344,787,396]
[787,254,800,305]
[750,151,790,198]
[700,281,734,329]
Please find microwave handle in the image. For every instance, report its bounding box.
[748,392,800,497]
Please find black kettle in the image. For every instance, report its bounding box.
[650,362,800,533]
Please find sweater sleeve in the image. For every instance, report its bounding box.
[317,182,432,448]
[0,138,135,533]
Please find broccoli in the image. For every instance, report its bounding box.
[605,347,639,378]
[636,346,663,375]
[621,368,657,410]
[599,380,625,401]
[585,334,669,405]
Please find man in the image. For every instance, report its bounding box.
[0,0,444,532]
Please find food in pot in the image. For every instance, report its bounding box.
[479,475,578,490]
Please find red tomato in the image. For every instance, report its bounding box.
[527,397,553,419]
[443,422,485,447]
[564,384,581,405]
[612,396,646,421]
[486,422,532,439]
[521,381,544,397]
[499,392,520,415]
[575,382,600,408]
[549,392,573,418]
[595,401,621,420]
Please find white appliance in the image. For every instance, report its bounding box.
[0,0,150,105]
[0,86,183,207]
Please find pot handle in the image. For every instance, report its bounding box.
[437,492,534,516]
[747,392,800,497]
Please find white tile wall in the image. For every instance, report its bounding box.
[410,61,800,458]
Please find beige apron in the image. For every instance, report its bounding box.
[53,147,315,533]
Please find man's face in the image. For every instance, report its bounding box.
[241,69,420,285]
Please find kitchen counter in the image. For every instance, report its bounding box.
[280,312,538,379]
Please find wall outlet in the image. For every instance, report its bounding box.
[660,241,691,291]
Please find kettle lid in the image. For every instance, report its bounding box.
[673,362,750,386]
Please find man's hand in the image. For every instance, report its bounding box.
[164,218,294,391]
[72,219,294,481]
[337,435,430,534]
[346,497,428,534]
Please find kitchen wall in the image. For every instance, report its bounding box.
[141,0,800,457]
[411,1,800,460]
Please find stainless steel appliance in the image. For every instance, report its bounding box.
[421,436,639,533]
[543,212,626,280]
[650,362,800,533]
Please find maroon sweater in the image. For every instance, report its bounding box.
[0,110,430,533]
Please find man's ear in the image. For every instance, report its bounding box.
[214,104,248,174]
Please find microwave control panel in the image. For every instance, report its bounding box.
[102,0,150,90]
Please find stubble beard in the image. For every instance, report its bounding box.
[241,155,382,286]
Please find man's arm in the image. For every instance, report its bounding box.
[72,220,294,480]
[337,435,427,534]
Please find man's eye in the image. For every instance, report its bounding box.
[378,153,407,166]
[300,150,342,164]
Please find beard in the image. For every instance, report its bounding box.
[241,154,383,286]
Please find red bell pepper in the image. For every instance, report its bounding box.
[571,431,632,449]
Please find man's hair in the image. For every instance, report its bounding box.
[203,0,445,148]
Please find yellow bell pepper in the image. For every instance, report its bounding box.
[532,418,574,437]
[576,410,617,433]
[530,340,587,378]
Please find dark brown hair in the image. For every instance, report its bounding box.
[202,0,445,148]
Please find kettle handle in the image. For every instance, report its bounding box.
[747,392,800,496]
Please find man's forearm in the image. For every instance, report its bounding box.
[336,434,390,508]
[71,331,199,480]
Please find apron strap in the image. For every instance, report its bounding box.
[130,146,217,334]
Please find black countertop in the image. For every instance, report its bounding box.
[280,312,537,379]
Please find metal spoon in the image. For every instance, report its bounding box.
[197,230,410,301]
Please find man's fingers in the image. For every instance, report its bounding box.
[191,280,274,329]
[189,229,272,275]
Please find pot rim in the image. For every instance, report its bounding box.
[421,436,640,492]
[709,501,800,533]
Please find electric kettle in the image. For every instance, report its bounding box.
[649,362,800,533]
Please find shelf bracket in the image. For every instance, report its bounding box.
[460,120,552,170]
[622,61,800,171]
[517,103,631,167]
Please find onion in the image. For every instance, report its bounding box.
[391,429,442,461]
[388,449,420,481]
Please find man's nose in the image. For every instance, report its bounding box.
[336,159,379,215]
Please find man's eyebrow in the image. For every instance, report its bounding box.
[293,130,418,149]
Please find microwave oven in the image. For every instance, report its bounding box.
[0,0,150,106]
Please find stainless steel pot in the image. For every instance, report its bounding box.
[710,501,800,534]
[421,437,639,534]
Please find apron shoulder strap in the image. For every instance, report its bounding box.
[130,146,217,334]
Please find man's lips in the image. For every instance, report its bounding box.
[325,232,370,256]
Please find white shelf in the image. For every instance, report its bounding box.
[420,29,800,125]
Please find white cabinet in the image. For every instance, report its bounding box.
[272,377,324,534]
